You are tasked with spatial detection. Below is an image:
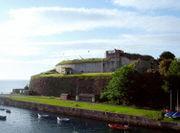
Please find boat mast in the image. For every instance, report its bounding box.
[177,90,179,111]
[170,90,172,111]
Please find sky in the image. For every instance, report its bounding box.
[0,0,180,80]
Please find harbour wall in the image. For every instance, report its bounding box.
[0,97,180,131]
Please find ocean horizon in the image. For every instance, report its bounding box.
[0,80,29,94]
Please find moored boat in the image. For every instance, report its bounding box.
[172,112,180,119]
[57,117,70,122]
[6,109,11,113]
[0,108,5,111]
[108,124,128,130]
[37,114,49,119]
[0,115,6,120]
[164,111,174,117]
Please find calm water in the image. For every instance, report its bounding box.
[0,80,29,94]
[0,105,176,133]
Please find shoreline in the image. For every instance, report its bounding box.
[0,97,180,131]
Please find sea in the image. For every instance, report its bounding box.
[0,105,177,133]
[0,80,29,94]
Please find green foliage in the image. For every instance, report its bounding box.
[164,59,180,91]
[127,61,137,68]
[101,65,166,108]
[32,72,112,79]
[159,59,172,76]
[101,66,139,105]
[146,68,157,73]
[159,51,175,61]
[165,75,180,91]
[41,69,58,75]
[24,85,29,90]
[167,59,180,76]
[143,71,166,108]
[56,58,106,65]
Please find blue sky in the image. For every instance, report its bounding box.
[0,0,180,80]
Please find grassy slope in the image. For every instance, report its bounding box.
[56,58,107,65]
[32,72,113,79]
[7,95,160,120]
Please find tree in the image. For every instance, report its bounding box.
[159,59,172,76]
[163,59,180,110]
[24,85,29,90]
[100,66,141,105]
[167,59,180,76]
[143,70,166,108]
[159,51,175,62]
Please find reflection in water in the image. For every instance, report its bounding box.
[0,105,177,133]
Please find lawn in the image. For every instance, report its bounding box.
[6,95,160,120]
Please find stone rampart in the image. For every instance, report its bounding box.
[29,76,110,97]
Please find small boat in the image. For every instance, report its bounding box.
[0,115,6,120]
[38,114,49,119]
[6,109,11,113]
[164,111,174,117]
[57,117,70,122]
[108,124,128,130]
[172,112,180,119]
[0,108,5,111]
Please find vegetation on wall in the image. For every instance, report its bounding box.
[56,58,107,65]
[32,72,112,79]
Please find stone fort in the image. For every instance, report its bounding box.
[56,49,156,74]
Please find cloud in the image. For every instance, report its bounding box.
[0,7,179,39]
[113,0,180,10]
[1,6,179,58]
[29,33,180,58]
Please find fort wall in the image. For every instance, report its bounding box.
[56,62,103,74]
[56,56,137,74]
[29,76,111,97]
[55,49,153,74]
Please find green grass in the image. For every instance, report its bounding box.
[163,117,180,123]
[32,72,113,79]
[56,58,107,65]
[6,95,160,120]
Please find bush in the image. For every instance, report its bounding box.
[100,66,140,105]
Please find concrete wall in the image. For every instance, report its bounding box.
[56,62,103,74]
[56,56,136,74]
[0,97,180,131]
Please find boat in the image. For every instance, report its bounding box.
[108,124,128,130]
[37,114,49,119]
[6,109,11,113]
[172,112,180,119]
[164,111,174,117]
[0,115,6,120]
[0,108,5,111]
[57,117,70,122]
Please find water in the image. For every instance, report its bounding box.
[0,80,29,94]
[0,105,176,133]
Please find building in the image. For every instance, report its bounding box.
[55,49,157,74]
